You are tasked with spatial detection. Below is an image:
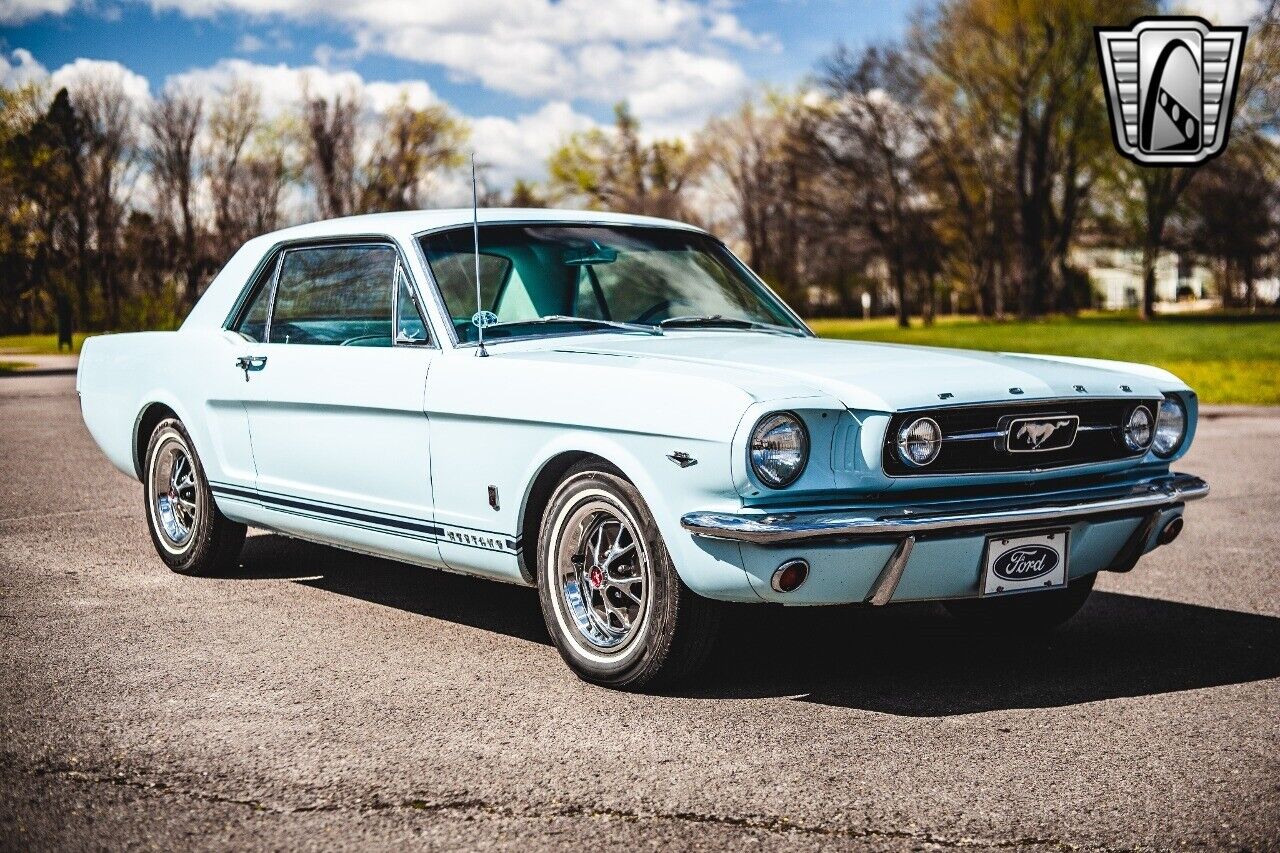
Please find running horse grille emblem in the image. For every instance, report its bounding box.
[1003,415,1081,453]
[1095,17,1246,166]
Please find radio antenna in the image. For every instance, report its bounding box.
[471,153,488,358]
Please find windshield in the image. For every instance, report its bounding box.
[418,223,806,343]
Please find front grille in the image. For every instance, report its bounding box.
[882,398,1160,476]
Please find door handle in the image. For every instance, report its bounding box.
[235,355,267,381]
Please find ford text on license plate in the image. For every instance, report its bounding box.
[981,530,1068,596]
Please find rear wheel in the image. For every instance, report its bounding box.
[943,572,1096,633]
[537,462,718,690]
[143,417,246,576]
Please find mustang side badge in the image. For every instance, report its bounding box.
[1095,16,1247,166]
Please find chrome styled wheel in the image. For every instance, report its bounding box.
[142,417,246,575]
[553,497,650,654]
[148,435,200,553]
[537,463,720,690]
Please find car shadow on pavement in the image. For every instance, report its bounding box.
[688,593,1280,715]
[234,534,1280,716]
[234,533,550,646]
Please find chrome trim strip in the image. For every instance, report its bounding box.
[680,472,1209,545]
[944,423,1116,443]
[866,536,914,605]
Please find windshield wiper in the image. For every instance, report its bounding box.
[485,315,663,336]
[658,315,806,336]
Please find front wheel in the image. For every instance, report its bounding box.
[143,417,246,576]
[943,572,1096,633]
[537,462,718,690]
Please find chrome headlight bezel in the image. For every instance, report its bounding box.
[896,416,943,468]
[749,412,809,489]
[1123,404,1155,452]
[1152,395,1188,458]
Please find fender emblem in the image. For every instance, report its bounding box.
[667,451,697,468]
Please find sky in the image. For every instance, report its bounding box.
[0,0,1258,194]
[0,0,910,192]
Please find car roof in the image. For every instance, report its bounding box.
[255,208,705,244]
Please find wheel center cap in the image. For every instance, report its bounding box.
[588,566,604,589]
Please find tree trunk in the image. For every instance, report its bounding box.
[892,260,909,328]
[1140,217,1162,320]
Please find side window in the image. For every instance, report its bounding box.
[231,253,280,343]
[269,245,397,346]
[396,268,431,344]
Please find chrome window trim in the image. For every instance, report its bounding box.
[392,262,433,347]
[409,219,814,349]
[221,234,440,351]
[224,249,283,338]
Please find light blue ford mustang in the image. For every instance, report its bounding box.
[77,209,1208,689]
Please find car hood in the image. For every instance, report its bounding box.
[545,332,1174,411]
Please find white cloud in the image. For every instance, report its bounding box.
[471,100,595,188]
[1177,0,1262,25]
[162,58,593,195]
[165,58,404,118]
[49,57,152,107]
[0,0,74,24]
[0,47,48,87]
[236,33,266,53]
[27,0,770,129]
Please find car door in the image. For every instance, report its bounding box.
[228,240,441,566]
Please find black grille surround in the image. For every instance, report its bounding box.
[883,398,1161,476]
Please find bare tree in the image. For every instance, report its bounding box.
[303,89,359,218]
[1185,137,1280,310]
[701,93,812,303]
[146,88,203,304]
[812,44,930,327]
[69,72,140,327]
[206,80,261,263]
[1109,0,1279,318]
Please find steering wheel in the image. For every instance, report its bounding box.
[340,334,391,347]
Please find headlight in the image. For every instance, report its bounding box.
[749,412,809,488]
[896,416,942,467]
[1152,395,1187,457]
[1123,405,1154,452]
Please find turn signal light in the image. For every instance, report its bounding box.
[771,559,809,593]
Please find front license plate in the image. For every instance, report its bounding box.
[981,530,1069,596]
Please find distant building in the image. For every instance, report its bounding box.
[1074,247,1213,310]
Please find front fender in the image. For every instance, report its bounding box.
[513,428,761,602]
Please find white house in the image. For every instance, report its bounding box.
[1075,247,1213,310]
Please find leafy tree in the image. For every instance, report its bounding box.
[915,0,1151,317]
[549,103,702,220]
[360,97,467,212]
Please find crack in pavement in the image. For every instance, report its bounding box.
[23,761,1120,851]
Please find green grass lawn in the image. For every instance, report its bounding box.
[0,333,90,355]
[811,312,1280,405]
[4,317,1277,403]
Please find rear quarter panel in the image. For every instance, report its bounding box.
[77,330,252,488]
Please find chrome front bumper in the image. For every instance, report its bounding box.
[681,472,1209,546]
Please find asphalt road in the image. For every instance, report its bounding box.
[1,374,1277,851]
